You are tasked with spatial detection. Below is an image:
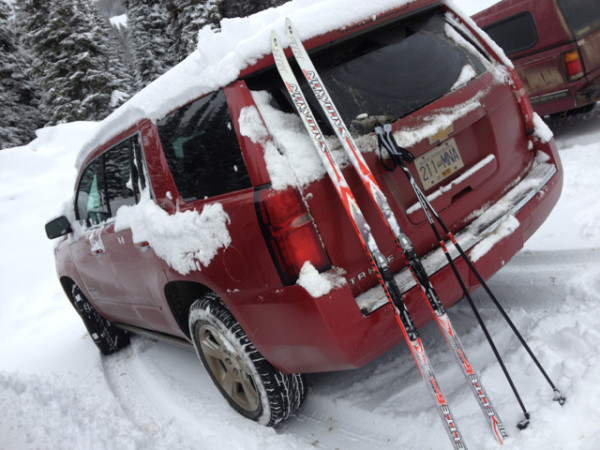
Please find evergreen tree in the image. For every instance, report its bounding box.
[0,0,43,148]
[18,0,122,125]
[125,0,176,90]
[165,0,210,62]
[104,19,135,107]
[219,0,287,20]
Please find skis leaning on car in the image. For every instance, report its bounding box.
[272,25,473,449]
[280,17,509,446]
[281,16,513,444]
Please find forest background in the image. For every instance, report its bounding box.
[0,0,287,149]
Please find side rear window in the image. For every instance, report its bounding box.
[76,159,108,226]
[157,90,251,202]
[558,0,600,39]
[76,134,147,225]
[484,12,538,56]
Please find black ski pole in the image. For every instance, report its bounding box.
[376,124,565,422]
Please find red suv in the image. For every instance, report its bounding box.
[46,0,563,426]
[474,0,600,117]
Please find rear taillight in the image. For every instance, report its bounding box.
[255,185,330,284]
[563,50,585,81]
[508,68,535,136]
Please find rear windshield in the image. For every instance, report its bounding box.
[558,0,600,39]
[247,8,486,135]
[311,10,486,128]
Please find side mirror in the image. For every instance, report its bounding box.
[45,216,72,239]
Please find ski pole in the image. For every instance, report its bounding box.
[376,124,566,423]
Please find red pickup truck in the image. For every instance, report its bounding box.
[474,0,600,116]
[46,0,563,426]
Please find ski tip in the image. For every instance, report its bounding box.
[285,17,296,36]
[516,412,530,430]
[553,389,566,406]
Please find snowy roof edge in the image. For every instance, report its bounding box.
[74,0,423,169]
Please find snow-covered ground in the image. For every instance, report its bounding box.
[2,1,600,448]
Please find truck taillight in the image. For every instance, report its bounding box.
[563,50,584,81]
[508,68,535,136]
[255,185,330,284]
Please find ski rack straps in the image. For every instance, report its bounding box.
[271,30,467,450]
[375,123,566,426]
[284,18,507,444]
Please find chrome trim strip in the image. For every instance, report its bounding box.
[357,159,557,313]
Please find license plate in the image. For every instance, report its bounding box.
[415,138,464,190]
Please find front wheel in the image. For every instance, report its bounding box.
[189,293,305,426]
[71,284,130,355]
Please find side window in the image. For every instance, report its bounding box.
[76,159,108,226]
[104,137,143,214]
[157,90,251,202]
[484,12,538,56]
[76,134,147,226]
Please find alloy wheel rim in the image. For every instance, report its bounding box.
[198,323,260,413]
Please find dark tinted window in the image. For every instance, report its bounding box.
[76,159,108,226]
[484,12,538,56]
[105,136,145,215]
[558,0,600,39]
[157,90,251,202]
[76,134,147,226]
[247,9,487,135]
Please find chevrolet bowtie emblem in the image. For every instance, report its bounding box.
[428,124,454,145]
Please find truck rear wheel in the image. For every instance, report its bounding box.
[189,293,305,426]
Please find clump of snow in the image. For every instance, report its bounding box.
[533,113,554,144]
[114,191,231,275]
[469,215,520,262]
[393,94,483,148]
[109,14,127,28]
[239,105,270,144]
[251,91,328,188]
[451,64,477,90]
[238,104,298,190]
[297,262,345,298]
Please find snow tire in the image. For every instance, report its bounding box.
[189,293,305,426]
[71,284,130,355]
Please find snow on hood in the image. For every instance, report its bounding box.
[74,0,423,169]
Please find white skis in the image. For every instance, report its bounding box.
[284,18,507,445]
[271,29,467,450]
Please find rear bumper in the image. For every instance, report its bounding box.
[575,77,600,107]
[532,77,600,116]
[243,144,562,374]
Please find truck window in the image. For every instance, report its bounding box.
[104,135,144,215]
[483,12,538,56]
[76,134,146,226]
[157,90,251,202]
[76,159,108,226]
[557,0,600,39]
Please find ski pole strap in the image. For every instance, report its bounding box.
[374,124,415,171]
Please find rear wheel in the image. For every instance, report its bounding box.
[189,293,305,426]
[71,284,130,355]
